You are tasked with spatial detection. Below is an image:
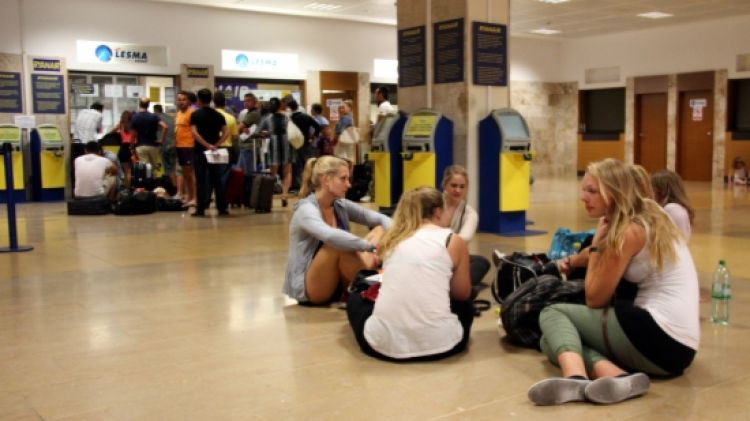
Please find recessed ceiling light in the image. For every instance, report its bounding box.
[638,11,673,19]
[531,28,561,35]
[304,3,343,11]
[538,0,570,4]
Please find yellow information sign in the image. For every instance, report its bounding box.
[405,115,437,137]
[149,86,161,103]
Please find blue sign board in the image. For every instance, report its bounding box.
[472,22,507,86]
[434,19,464,84]
[0,72,23,113]
[32,74,66,114]
[398,26,426,88]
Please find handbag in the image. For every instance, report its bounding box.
[287,119,305,149]
[338,125,360,144]
[547,227,595,260]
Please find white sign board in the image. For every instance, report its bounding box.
[77,40,168,67]
[221,49,298,73]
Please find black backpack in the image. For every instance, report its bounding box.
[113,190,157,215]
[491,252,555,304]
[499,274,585,349]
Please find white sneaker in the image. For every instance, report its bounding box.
[528,377,590,406]
[492,250,506,267]
[584,373,650,404]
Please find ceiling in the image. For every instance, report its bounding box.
[142,0,750,39]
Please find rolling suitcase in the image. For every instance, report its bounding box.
[67,196,111,215]
[224,167,245,207]
[250,173,274,213]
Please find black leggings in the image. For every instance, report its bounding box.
[346,292,475,362]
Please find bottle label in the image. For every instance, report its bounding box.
[712,283,731,299]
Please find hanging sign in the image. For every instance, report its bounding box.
[221,50,298,73]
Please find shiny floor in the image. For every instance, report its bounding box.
[1,178,749,420]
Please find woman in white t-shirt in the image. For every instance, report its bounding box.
[346,187,474,361]
[528,159,699,406]
[651,170,694,240]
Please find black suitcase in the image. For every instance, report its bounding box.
[132,162,155,190]
[67,196,111,215]
[113,190,157,215]
[250,173,274,213]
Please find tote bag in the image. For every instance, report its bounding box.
[339,125,360,144]
[287,120,305,149]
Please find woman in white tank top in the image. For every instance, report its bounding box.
[528,159,699,407]
[346,187,474,361]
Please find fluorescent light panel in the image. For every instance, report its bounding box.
[531,28,561,35]
[304,2,342,11]
[638,11,673,19]
[538,0,570,4]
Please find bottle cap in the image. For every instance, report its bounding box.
[720,259,726,266]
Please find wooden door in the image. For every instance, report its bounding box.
[320,91,357,127]
[635,93,667,172]
[677,90,713,181]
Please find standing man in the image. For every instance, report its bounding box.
[154,104,176,188]
[72,102,104,186]
[131,97,168,172]
[190,88,228,217]
[375,86,394,124]
[175,91,196,206]
[285,96,320,191]
[238,92,262,174]
[213,91,239,166]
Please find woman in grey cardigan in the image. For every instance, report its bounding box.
[284,156,392,304]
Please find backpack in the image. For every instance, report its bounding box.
[499,274,585,349]
[491,252,556,304]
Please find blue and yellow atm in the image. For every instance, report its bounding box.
[400,109,453,192]
[0,124,26,204]
[30,124,65,201]
[368,111,407,210]
[478,108,538,236]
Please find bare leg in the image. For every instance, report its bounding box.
[305,244,371,304]
[122,163,131,189]
[590,360,627,379]
[281,163,292,199]
[183,164,195,204]
[558,351,589,378]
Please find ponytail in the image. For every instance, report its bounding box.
[299,157,318,197]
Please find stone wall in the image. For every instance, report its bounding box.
[510,81,578,179]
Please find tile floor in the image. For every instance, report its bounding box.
[0,178,748,420]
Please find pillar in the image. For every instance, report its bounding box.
[397,0,509,208]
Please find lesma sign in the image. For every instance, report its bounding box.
[77,40,168,67]
[221,49,298,73]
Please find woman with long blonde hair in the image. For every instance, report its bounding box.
[347,187,474,361]
[528,158,699,406]
[284,156,391,305]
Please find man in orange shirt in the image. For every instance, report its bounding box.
[175,91,196,206]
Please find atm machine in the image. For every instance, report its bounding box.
[30,124,65,201]
[368,111,407,211]
[478,108,540,236]
[0,124,26,204]
[400,109,453,192]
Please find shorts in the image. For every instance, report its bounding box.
[118,143,133,164]
[177,147,194,166]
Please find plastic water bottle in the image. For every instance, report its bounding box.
[711,260,731,325]
[572,242,582,255]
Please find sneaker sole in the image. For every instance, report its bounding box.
[585,373,650,404]
[528,378,589,406]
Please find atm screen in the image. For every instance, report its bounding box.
[37,127,62,142]
[0,126,21,142]
[405,114,437,138]
[497,114,529,139]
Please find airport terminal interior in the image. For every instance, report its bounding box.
[2,0,750,419]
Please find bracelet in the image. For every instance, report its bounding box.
[589,246,600,253]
